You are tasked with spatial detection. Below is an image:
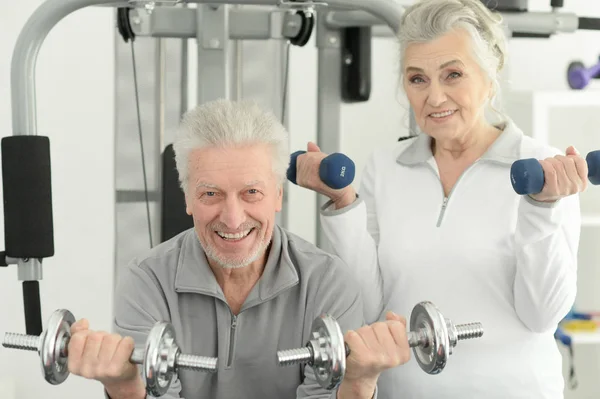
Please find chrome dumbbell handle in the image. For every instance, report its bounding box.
[130,348,218,372]
[278,347,314,366]
[3,333,43,352]
[407,322,484,348]
[277,321,483,368]
[3,333,217,373]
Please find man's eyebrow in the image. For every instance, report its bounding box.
[194,181,266,190]
[244,180,265,187]
[195,182,219,190]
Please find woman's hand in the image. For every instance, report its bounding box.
[295,142,356,208]
[529,146,588,203]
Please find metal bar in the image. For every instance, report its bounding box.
[230,9,271,39]
[324,8,580,37]
[197,4,230,103]
[502,11,579,34]
[180,28,189,115]
[325,10,390,29]
[116,190,161,203]
[231,5,243,101]
[185,0,404,34]
[11,0,127,136]
[154,39,167,246]
[315,11,342,251]
[323,0,402,35]
[186,0,279,5]
[372,25,394,37]
[131,7,300,40]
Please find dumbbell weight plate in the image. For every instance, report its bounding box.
[409,302,449,374]
[144,322,179,397]
[310,315,346,390]
[41,309,76,385]
[567,61,585,90]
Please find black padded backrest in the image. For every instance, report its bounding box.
[161,144,194,243]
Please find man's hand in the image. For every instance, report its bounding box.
[68,319,146,399]
[529,146,588,203]
[337,312,411,399]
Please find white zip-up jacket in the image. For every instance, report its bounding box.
[320,118,580,399]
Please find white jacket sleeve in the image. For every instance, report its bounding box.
[319,153,384,323]
[513,194,580,333]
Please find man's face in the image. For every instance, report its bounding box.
[185,144,283,269]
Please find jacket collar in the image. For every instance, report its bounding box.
[396,118,524,166]
[174,225,299,305]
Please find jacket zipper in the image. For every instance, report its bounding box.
[436,197,449,227]
[432,161,479,227]
[227,314,237,368]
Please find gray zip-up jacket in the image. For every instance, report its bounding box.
[112,225,366,398]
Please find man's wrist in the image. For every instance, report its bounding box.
[337,377,377,399]
[104,377,146,399]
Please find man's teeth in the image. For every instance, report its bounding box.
[430,110,455,118]
[217,229,252,239]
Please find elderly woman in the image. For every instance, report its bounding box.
[294,0,587,397]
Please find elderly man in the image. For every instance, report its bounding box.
[66,99,410,399]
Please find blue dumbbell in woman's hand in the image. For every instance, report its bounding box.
[287,150,356,190]
[511,149,600,195]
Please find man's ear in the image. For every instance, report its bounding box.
[185,190,193,216]
[275,184,283,213]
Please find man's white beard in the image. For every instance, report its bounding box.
[198,230,271,269]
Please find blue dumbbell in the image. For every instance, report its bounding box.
[510,150,600,195]
[287,150,356,190]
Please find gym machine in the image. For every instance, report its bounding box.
[0,0,404,340]
[3,0,600,347]
[2,301,483,394]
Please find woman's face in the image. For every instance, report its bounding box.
[403,29,492,143]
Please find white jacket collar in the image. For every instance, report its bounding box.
[396,118,525,166]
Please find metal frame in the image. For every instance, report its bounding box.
[6,0,600,298]
[116,4,586,249]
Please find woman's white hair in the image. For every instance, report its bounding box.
[173,99,290,194]
[397,0,509,122]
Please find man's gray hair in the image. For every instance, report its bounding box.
[397,0,509,121]
[173,99,290,194]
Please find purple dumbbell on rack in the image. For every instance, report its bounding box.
[567,60,600,90]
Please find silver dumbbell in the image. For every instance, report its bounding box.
[277,301,484,390]
[2,309,218,397]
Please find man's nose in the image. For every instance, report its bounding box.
[219,197,246,230]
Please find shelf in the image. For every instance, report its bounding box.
[567,331,600,345]
[508,89,600,108]
[582,214,600,227]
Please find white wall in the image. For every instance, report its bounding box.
[0,2,115,398]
